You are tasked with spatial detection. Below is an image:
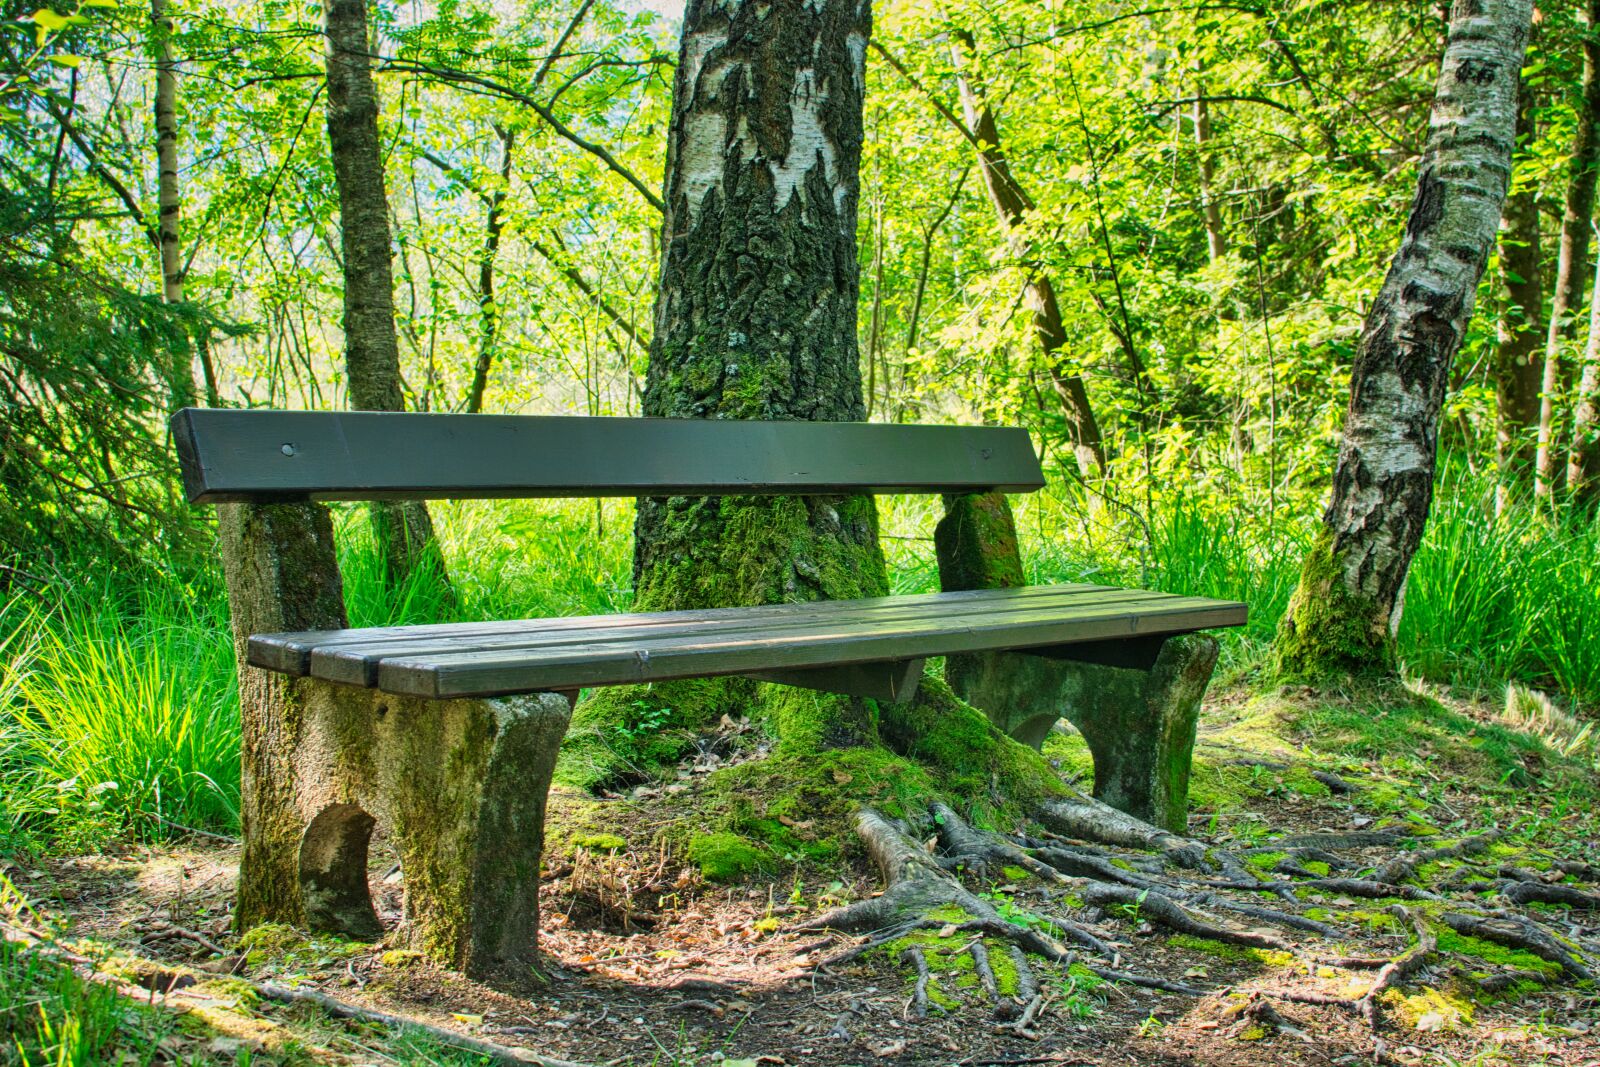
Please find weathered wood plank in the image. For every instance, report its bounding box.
[300,586,1159,687]
[248,583,1119,675]
[172,409,1045,503]
[376,596,1247,698]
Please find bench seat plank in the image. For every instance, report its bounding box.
[248,586,1246,699]
[304,586,1173,687]
[250,582,1122,674]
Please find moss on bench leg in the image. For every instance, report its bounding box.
[944,638,1217,833]
[296,683,573,978]
[217,501,349,933]
[934,491,1220,833]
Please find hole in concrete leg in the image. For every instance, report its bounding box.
[299,803,383,940]
[370,829,405,930]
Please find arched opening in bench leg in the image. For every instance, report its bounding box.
[299,802,384,940]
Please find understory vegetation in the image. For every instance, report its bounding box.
[2,467,1595,852]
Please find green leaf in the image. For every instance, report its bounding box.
[81,0,119,7]
[47,54,82,68]
[30,8,70,30]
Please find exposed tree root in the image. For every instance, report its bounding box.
[1296,878,1440,901]
[1077,881,1295,951]
[1370,832,1497,886]
[1501,881,1600,909]
[1440,912,1594,981]
[1035,792,1208,868]
[900,945,933,1018]
[803,776,1596,1031]
[1265,907,1436,1031]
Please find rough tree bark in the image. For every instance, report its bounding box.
[562,0,1061,805]
[631,0,885,620]
[1494,89,1543,495]
[1272,0,1533,678]
[1535,0,1600,500]
[1569,253,1600,501]
[465,126,513,415]
[944,38,1106,479]
[324,0,449,590]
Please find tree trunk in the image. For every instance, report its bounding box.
[633,0,885,623]
[1494,90,1543,496]
[1535,0,1600,500]
[1569,250,1600,501]
[567,0,895,766]
[1193,81,1228,264]
[562,0,1064,819]
[324,0,448,590]
[947,37,1106,479]
[466,126,513,415]
[151,0,199,410]
[1272,0,1532,678]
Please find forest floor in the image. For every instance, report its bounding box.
[4,676,1599,1067]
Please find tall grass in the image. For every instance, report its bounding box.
[0,577,237,851]
[1401,472,1600,706]
[1,474,1594,855]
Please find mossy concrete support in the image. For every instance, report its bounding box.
[218,502,348,931]
[219,502,568,978]
[943,637,1217,833]
[293,682,572,977]
[935,492,1219,832]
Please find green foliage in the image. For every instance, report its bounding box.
[0,577,238,852]
[0,936,195,1067]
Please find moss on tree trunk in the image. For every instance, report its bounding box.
[561,0,1064,833]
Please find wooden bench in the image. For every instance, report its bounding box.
[175,408,1245,976]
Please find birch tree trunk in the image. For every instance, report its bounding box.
[1534,0,1600,500]
[1272,0,1532,678]
[606,0,887,753]
[1493,90,1543,497]
[324,0,449,591]
[151,0,208,409]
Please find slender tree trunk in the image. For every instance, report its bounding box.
[1494,90,1544,498]
[1272,0,1532,678]
[151,0,199,409]
[1569,248,1600,500]
[947,37,1106,479]
[1193,80,1227,263]
[466,126,513,414]
[324,0,449,591]
[1535,0,1600,500]
[629,0,884,746]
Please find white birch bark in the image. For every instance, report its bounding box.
[1274,0,1533,675]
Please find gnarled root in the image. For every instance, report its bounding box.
[1440,912,1593,981]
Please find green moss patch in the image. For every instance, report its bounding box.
[687,832,771,881]
[571,832,627,854]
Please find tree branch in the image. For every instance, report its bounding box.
[379,54,664,213]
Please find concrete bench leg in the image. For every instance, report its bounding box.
[946,634,1218,833]
[288,684,572,977]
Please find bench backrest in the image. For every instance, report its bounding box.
[171,409,1045,504]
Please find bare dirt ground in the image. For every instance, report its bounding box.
[8,683,1600,1067]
